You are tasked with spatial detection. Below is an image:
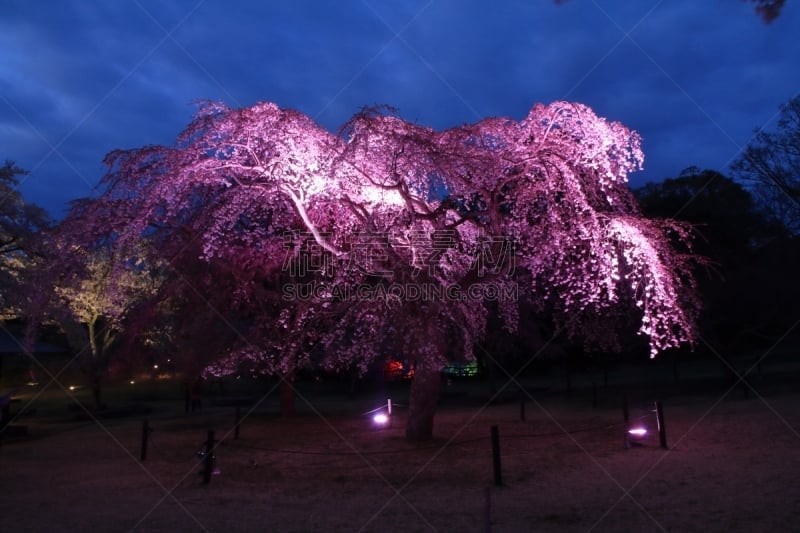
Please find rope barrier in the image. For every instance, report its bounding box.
[224,420,626,457]
[359,403,407,416]
[134,402,632,462]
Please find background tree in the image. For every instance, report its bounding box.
[71,100,699,441]
[58,250,160,408]
[635,168,797,357]
[0,160,51,385]
[732,95,800,233]
[65,163,327,416]
[0,161,51,318]
[26,210,163,409]
[635,168,774,260]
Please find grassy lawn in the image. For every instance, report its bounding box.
[2,363,800,532]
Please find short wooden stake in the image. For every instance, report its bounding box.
[490,425,502,487]
[655,401,667,449]
[591,381,598,408]
[519,389,526,422]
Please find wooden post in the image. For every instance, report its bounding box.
[519,389,526,422]
[202,430,215,484]
[140,420,150,461]
[490,425,502,487]
[591,382,598,408]
[655,401,667,449]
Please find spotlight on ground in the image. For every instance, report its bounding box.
[628,427,647,437]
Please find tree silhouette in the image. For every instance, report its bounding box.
[635,168,797,360]
[0,161,51,318]
[0,160,51,388]
[733,95,800,234]
[635,168,772,260]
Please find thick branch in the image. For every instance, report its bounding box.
[281,185,342,256]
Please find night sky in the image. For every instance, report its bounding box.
[2,1,799,218]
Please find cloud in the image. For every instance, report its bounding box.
[1,0,799,216]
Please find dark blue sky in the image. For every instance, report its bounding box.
[2,0,799,218]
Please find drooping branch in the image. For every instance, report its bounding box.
[280,184,343,256]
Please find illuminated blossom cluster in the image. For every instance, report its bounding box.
[76,99,698,380]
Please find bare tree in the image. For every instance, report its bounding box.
[732,95,800,234]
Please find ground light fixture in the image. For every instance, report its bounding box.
[368,399,393,428]
[625,426,649,448]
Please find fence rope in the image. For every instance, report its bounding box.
[223,420,625,457]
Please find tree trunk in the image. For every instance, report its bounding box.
[405,364,442,442]
[87,318,106,411]
[280,373,296,417]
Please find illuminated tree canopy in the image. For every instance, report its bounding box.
[25,230,163,409]
[68,100,699,439]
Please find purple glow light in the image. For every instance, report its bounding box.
[628,427,647,437]
[373,413,389,425]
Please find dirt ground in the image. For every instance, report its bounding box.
[2,372,800,533]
